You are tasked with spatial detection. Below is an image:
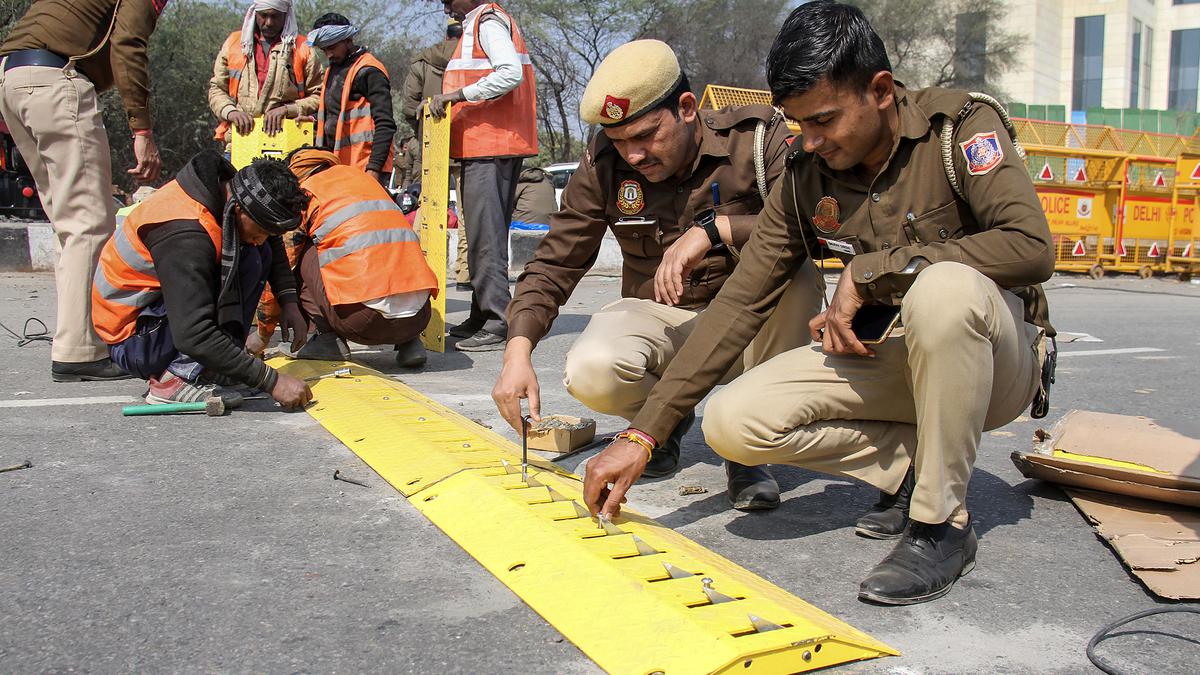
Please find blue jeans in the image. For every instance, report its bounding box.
[111,244,271,382]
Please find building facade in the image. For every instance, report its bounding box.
[996,0,1200,113]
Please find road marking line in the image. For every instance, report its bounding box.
[1057,348,1165,358]
[0,395,134,408]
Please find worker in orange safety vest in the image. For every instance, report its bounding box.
[285,148,439,369]
[309,14,397,183]
[429,0,538,353]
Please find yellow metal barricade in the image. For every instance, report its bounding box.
[418,102,450,352]
[229,119,315,169]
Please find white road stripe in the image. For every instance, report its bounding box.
[1057,347,1165,358]
[0,395,136,408]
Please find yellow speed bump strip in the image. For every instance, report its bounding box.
[272,358,898,673]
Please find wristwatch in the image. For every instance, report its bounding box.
[693,208,724,249]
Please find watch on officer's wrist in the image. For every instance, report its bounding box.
[693,208,723,248]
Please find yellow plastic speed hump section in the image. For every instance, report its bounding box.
[270,357,898,673]
[229,119,315,169]
[418,101,450,353]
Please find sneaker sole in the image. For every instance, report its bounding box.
[857,558,976,606]
[453,342,505,352]
[53,372,135,383]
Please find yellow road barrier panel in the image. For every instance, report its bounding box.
[269,357,897,674]
[229,119,315,169]
[418,102,450,352]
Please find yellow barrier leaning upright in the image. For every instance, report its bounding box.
[270,355,898,674]
[229,119,315,169]
[418,102,450,352]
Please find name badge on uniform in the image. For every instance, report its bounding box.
[818,237,858,256]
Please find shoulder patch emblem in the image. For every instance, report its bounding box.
[959,131,1004,176]
[617,180,645,215]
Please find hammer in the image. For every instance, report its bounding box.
[122,397,227,417]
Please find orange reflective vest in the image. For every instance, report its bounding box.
[316,52,394,173]
[302,165,437,305]
[213,31,312,142]
[92,181,223,344]
[442,3,538,160]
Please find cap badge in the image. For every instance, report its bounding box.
[812,196,841,234]
[602,95,631,123]
[617,180,645,215]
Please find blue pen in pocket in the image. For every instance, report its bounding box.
[710,181,721,207]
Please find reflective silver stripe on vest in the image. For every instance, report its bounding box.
[317,228,419,267]
[113,227,157,276]
[229,68,242,81]
[311,199,400,243]
[93,267,161,309]
[345,106,372,120]
[334,130,376,150]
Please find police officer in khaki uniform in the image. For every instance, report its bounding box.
[493,40,824,511]
[584,2,1055,606]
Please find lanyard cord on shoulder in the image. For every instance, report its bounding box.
[70,0,123,63]
[789,167,830,313]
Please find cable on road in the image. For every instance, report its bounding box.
[1086,607,1200,674]
[0,317,52,347]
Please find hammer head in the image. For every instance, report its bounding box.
[204,396,226,416]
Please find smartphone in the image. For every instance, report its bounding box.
[851,304,902,344]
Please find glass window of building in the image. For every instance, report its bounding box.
[1073,15,1105,111]
[1144,26,1153,108]
[1131,20,1142,108]
[1168,29,1200,112]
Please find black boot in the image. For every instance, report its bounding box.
[725,462,780,511]
[51,358,132,382]
[858,517,977,605]
[641,411,695,479]
[394,338,427,368]
[855,467,915,539]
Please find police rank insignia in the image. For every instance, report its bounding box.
[602,95,631,123]
[617,180,645,215]
[812,196,841,233]
[959,131,1004,176]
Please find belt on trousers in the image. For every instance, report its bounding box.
[3,49,70,72]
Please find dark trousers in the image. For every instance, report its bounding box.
[297,242,431,346]
[110,244,270,381]
[461,157,522,336]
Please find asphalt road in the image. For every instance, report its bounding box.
[1,271,1198,674]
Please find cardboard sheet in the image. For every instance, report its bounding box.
[1066,489,1200,600]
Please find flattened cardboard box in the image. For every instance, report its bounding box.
[1012,410,1200,599]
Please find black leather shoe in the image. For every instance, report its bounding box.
[641,411,695,479]
[448,317,484,339]
[855,467,915,539]
[51,358,132,382]
[858,517,977,606]
[726,462,780,511]
[394,338,427,368]
[294,331,349,361]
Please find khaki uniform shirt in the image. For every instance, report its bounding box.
[402,39,456,132]
[1,0,162,130]
[630,86,1056,442]
[207,32,323,123]
[511,167,557,225]
[507,105,791,347]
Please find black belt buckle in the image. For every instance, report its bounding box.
[4,49,70,72]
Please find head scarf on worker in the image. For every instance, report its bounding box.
[240,0,299,55]
[230,162,303,235]
[307,14,361,49]
[286,147,341,183]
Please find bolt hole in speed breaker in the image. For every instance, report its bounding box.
[272,356,896,673]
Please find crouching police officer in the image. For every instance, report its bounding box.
[493,40,824,511]
[584,1,1055,605]
[92,152,313,409]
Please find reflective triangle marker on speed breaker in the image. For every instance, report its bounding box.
[417,102,450,353]
[271,357,898,673]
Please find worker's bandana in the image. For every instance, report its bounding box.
[308,23,360,48]
[231,164,302,235]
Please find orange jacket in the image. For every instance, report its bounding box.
[316,52,394,173]
[213,30,313,142]
[302,165,437,305]
[92,181,222,344]
[443,3,538,160]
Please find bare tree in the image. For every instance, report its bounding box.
[852,0,1025,96]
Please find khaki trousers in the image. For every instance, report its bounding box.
[701,262,1043,524]
[453,166,470,284]
[563,259,825,422]
[0,63,114,362]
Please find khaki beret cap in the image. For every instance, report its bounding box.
[580,40,683,127]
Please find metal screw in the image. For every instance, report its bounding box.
[333,469,369,487]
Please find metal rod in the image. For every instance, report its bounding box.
[520,415,532,482]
